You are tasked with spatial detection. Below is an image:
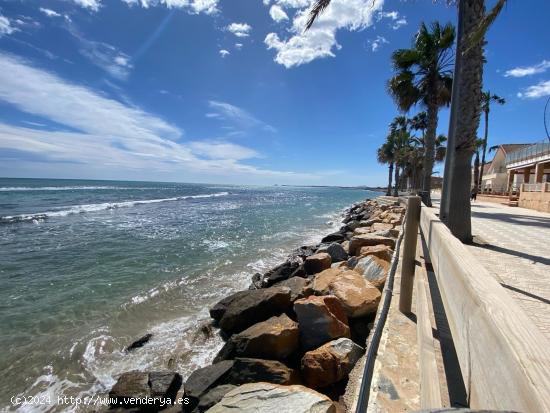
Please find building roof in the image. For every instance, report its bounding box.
[500,144,531,154]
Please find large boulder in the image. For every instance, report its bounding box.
[371,222,394,232]
[304,253,331,275]
[214,314,299,362]
[354,255,390,290]
[353,227,371,236]
[301,338,364,388]
[274,276,312,302]
[321,232,345,243]
[109,371,182,408]
[184,360,234,401]
[358,244,393,262]
[197,384,236,412]
[217,286,292,334]
[325,243,348,263]
[207,382,336,413]
[349,234,396,256]
[262,256,304,287]
[311,269,381,318]
[210,291,249,321]
[294,295,350,351]
[227,358,300,385]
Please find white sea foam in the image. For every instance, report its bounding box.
[0,186,126,191]
[0,192,230,224]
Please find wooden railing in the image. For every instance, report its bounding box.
[414,205,550,411]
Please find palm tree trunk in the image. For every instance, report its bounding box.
[387,163,393,196]
[444,0,485,243]
[393,165,400,197]
[478,108,489,192]
[421,96,438,206]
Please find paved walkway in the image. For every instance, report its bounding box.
[466,201,550,340]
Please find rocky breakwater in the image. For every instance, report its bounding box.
[106,198,405,412]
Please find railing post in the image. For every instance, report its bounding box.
[399,196,421,314]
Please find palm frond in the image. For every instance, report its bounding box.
[305,0,332,31]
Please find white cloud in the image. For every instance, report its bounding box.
[264,0,384,68]
[208,100,277,133]
[377,10,406,29]
[219,49,230,58]
[0,53,313,181]
[517,80,550,99]
[39,8,62,18]
[73,0,101,11]
[368,35,388,52]
[226,22,252,38]
[504,60,550,78]
[235,43,243,50]
[269,5,289,22]
[0,15,17,37]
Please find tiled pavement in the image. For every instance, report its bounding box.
[465,201,550,340]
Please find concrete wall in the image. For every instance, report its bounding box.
[519,191,550,213]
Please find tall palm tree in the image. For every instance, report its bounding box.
[389,116,411,197]
[472,137,485,192]
[387,22,454,207]
[377,140,395,196]
[478,90,505,191]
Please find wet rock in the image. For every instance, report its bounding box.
[109,371,182,408]
[291,245,318,260]
[210,291,250,321]
[301,338,364,388]
[249,273,263,290]
[262,256,303,287]
[207,382,336,413]
[184,360,234,401]
[321,232,345,243]
[311,268,381,318]
[197,384,236,412]
[348,234,396,256]
[214,314,299,362]
[358,244,393,262]
[304,253,332,275]
[125,333,153,352]
[294,295,350,351]
[218,286,293,334]
[325,243,348,263]
[354,255,390,290]
[227,357,300,385]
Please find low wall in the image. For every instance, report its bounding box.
[476,194,509,205]
[419,206,550,411]
[519,191,550,213]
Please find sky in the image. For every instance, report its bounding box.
[0,0,549,186]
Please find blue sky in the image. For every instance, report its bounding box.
[0,0,549,186]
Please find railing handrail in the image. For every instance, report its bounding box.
[419,206,550,411]
[505,140,550,165]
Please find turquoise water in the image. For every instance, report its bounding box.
[0,178,377,411]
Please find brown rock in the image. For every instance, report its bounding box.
[227,358,300,385]
[371,222,394,232]
[294,295,350,350]
[348,234,396,256]
[358,244,393,262]
[301,338,364,388]
[312,269,381,317]
[353,227,371,236]
[214,314,299,362]
[304,253,332,275]
[274,276,312,302]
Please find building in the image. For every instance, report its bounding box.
[479,144,530,194]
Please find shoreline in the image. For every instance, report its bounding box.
[104,196,405,412]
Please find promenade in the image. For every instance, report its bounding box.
[466,201,550,340]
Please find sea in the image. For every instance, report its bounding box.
[0,178,379,412]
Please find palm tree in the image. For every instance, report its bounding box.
[387,22,454,207]
[377,140,395,196]
[388,116,411,196]
[478,91,505,191]
[472,138,485,193]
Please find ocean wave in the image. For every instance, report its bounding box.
[0,192,230,224]
[0,186,128,191]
